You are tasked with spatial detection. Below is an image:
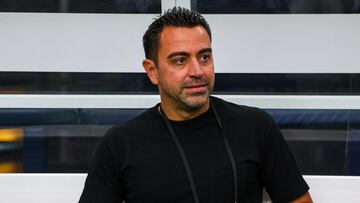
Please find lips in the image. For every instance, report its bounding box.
[184,84,207,93]
[184,82,206,88]
[187,84,205,88]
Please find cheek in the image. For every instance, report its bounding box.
[158,71,182,88]
[164,70,187,84]
[205,67,215,80]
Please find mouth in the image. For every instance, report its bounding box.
[187,84,205,88]
[184,84,207,93]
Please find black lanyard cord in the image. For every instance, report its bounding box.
[210,100,238,203]
[159,106,200,203]
[159,99,238,203]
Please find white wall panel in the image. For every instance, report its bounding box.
[1,13,359,73]
[0,174,358,203]
[0,13,155,73]
[207,14,360,73]
[1,94,360,109]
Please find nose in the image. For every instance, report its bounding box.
[188,57,203,78]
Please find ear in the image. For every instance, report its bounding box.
[142,59,159,85]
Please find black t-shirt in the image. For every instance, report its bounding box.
[79,97,309,203]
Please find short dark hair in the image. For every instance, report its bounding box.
[142,7,212,64]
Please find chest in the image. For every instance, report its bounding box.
[121,123,262,202]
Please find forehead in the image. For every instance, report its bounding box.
[158,26,211,54]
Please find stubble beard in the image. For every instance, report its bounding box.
[161,81,213,113]
[177,87,211,111]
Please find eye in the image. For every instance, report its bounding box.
[199,53,212,63]
[172,57,186,65]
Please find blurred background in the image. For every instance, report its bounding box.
[1,0,360,178]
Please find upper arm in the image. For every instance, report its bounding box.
[79,132,126,203]
[290,192,313,203]
[259,111,310,202]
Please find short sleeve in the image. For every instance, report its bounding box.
[260,113,309,203]
[79,130,126,203]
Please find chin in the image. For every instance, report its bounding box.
[181,94,210,110]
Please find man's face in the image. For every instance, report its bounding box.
[154,26,215,112]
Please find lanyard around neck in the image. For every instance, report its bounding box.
[159,99,238,203]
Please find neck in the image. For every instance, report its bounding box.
[159,101,210,121]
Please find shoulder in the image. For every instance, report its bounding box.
[102,104,162,144]
[211,96,273,125]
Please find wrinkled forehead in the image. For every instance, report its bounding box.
[158,26,211,53]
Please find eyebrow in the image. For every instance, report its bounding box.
[198,48,212,55]
[167,48,212,60]
[167,51,190,60]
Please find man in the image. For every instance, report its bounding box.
[79,7,312,203]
